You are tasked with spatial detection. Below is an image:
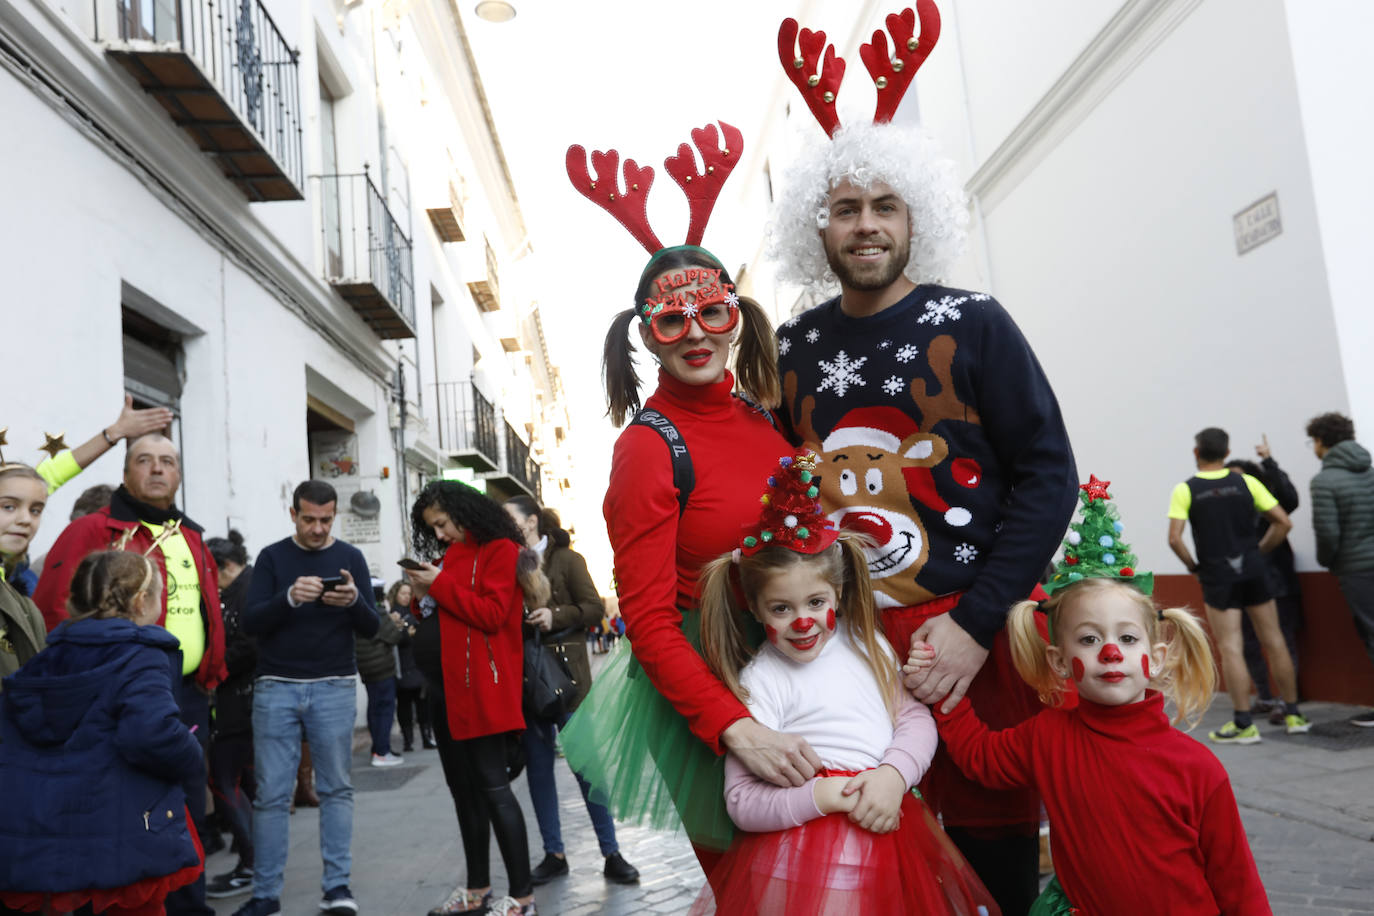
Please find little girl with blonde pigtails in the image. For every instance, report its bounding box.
[689,451,997,915]
[909,477,1272,916]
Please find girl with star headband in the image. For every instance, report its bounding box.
[907,480,1265,916]
[689,452,997,914]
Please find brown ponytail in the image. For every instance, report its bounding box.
[733,296,781,410]
[603,308,643,427]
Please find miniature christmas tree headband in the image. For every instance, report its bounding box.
[738,451,840,557]
[1043,475,1155,597]
[778,1,941,137]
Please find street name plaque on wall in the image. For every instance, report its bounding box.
[1233,192,1282,255]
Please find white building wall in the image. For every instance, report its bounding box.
[3,0,570,574]
[1283,0,1374,442]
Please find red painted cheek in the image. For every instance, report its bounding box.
[765,625,779,645]
[790,617,816,633]
[1071,658,1085,682]
[825,608,836,631]
[1142,656,1151,679]
[1098,643,1123,664]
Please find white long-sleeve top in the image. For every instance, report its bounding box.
[724,625,937,832]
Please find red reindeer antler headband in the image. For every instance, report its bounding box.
[778,2,941,136]
[565,121,744,254]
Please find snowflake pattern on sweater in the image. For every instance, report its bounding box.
[777,285,1077,646]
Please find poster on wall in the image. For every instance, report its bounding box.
[309,429,384,579]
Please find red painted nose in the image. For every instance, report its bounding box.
[1098,643,1124,664]
[790,617,816,634]
[839,511,892,545]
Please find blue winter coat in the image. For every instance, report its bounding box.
[0,617,203,893]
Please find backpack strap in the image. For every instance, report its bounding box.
[732,391,779,429]
[629,408,694,517]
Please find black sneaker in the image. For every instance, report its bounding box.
[1351,710,1374,728]
[320,885,359,914]
[230,899,281,916]
[207,865,254,898]
[603,852,640,885]
[529,853,569,886]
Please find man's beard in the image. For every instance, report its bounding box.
[825,234,910,291]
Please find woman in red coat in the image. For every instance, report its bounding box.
[559,245,814,879]
[403,481,533,916]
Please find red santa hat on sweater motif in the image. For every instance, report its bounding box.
[820,407,972,528]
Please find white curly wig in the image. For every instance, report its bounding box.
[767,122,969,292]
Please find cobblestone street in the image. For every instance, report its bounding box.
[208,676,1374,916]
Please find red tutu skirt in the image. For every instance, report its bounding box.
[0,805,204,916]
[691,786,1000,915]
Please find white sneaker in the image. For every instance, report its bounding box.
[371,752,404,768]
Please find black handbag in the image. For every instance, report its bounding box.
[522,629,576,720]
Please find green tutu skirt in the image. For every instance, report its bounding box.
[559,609,735,852]
[1028,876,1074,915]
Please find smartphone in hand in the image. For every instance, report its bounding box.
[397,558,424,570]
[319,575,346,592]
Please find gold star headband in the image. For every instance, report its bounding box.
[0,426,69,466]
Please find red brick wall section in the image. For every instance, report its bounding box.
[1152,572,1374,706]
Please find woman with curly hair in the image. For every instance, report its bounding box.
[402,481,535,916]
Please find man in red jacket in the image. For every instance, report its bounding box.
[35,432,226,916]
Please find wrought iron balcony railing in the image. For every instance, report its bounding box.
[503,421,541,499]
[313,171,416,339]
[97,0,304,200]
[433,381,499,471]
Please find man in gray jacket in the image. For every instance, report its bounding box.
[1307,411,1374,726]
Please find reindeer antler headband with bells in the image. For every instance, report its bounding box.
[566,123,745,345]
[737,451,839,558]
[778,1,941,136]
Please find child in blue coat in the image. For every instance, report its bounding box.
[0,550,204,916]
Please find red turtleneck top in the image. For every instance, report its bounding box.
[936,692,1270,916]
[605,370,790,752]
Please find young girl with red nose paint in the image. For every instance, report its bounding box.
[911,566,1270,914]
[690,452,998,915]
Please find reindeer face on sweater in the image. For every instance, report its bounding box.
[785,334,981,609]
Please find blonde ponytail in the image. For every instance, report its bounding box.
[1008,599,1067,707]
[697,555,755,703]
[1157,606,1217,729]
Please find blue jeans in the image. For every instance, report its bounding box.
[523,709,618,857]
[364,677,397,756]
[251,677,357,900]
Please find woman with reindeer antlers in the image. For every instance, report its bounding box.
[555,122,819,878]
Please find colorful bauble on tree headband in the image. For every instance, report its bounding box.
[779,1,941,137]
[1043,474,1155,597]
[739,451,840,557]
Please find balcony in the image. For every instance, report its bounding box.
[97,0,304,201]
[486,420,540,501]
[314,172,416,339]
[426,179,466,243]
[462,235,500,312]
[433,381,499,472]
[482,307,521,353]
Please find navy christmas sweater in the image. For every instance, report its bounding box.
[777,284,1078,647]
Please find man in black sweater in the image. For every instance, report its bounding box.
[233,480,379,916]
[769,123,1078,916]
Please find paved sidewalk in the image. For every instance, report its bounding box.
[207,695,1374,916]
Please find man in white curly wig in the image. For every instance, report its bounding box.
[769,10,1080,899]
[771,115,1079,916]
